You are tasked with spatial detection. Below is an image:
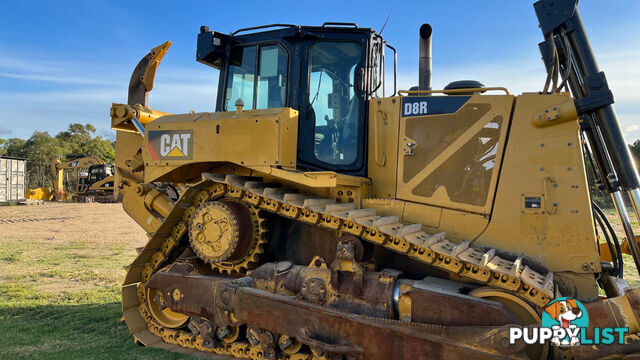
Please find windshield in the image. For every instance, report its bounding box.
[309,41,362,165]
[224,44,288,110]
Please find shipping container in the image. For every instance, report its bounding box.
[0,156,27,202]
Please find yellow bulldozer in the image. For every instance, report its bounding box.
[110,1,640,358]
[26,155,116,202]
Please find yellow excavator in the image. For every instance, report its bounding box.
[76,161,117,203]
[110,1,640,358]
[26,156,116,202]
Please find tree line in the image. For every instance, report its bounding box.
[0,123,114,189]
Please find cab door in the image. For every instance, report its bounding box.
[297,31,371,176]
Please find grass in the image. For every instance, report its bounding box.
[0,201,20,206]
[0,302,194,360]
[602,207,640,286]
[0,203,195,360]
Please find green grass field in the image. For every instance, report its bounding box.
[0,203,638,359]
[0,203,194,359]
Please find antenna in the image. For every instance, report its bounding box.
[380,10,392,34]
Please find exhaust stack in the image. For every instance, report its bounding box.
[419,23,432,91]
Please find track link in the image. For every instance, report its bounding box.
[122,173,555,359]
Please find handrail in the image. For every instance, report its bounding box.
[231,23,362,37]
[231,24,297,36]
[385,43,397,96]
[398,87,510,96]
[321,22,359,28]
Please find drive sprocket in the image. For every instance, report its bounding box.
[188,199,267,275]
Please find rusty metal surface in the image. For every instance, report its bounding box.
[566,341,640,360]
[249,261,398,318]
[567,287,640,359]
[147,268,529,359]
[228,286,527,360]
[582,287,640,332]
[147,271,231,325]
[411,279,520,326]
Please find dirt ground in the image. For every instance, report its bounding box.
[0,203,146,297]
[0,203,193,359]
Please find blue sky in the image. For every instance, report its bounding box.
[1,1,639,142]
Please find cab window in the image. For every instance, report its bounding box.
[309,42,362,165]
[224,45,287,110]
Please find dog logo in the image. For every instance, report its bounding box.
[541,297,588,347]
[510,296,627,346]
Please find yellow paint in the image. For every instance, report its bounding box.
[475,93,599,280]
[112,51,601,301]
[367,97,400,199]
[141,107,299,183]
[166,147,185,157]
[50,156,107,201]
[25,187,56,201]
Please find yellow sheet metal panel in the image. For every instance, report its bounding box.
[362,198,406,218]
[25,187,55,201]
[437,208,488,243]
[401,201,487,242]
[475,93,599,274]
[396,95,514,215]
[263,168,369,189]
[402,201,442,229]
[367,98,400,199]
[141,107,298,183]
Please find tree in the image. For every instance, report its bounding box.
[0,123,115,190]
[55,123,114,162]
[0,138,27,158]
[630,140,640,168]
[24,131,64,188]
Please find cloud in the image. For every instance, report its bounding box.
[0,126,12,135]
[624,122,640,142]
[0,71,119,86]
[0,45,219,140]
[98,128,116,141]
[626,124,640,133]
[0,80,218,139]
[0,54,76,75]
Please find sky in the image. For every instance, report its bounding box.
[0,0,639,142]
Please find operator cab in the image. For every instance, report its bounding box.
[197,24,388,177]
[87,164,114,187]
